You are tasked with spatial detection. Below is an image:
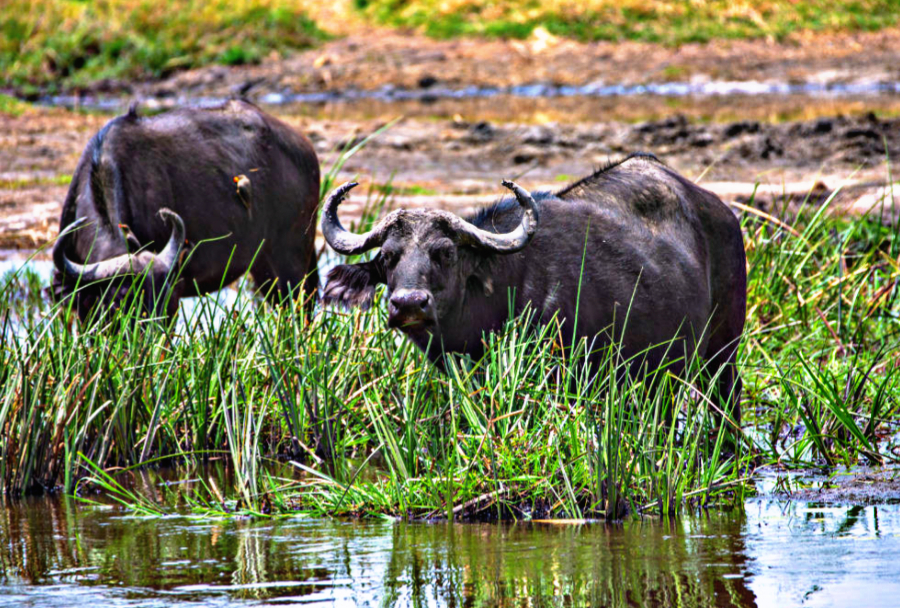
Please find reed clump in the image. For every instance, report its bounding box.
[1,175,898,519]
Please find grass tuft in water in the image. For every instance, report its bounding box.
[1,163,898,519]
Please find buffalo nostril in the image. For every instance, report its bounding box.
[390,290,431,313]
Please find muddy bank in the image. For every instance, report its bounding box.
[0,109,108,250]
[328,110,900,182]
[264,92,900,129]
[2,104,898,250]
[767,467,900,505]
[39,27,900,103]
[5,20,900,250]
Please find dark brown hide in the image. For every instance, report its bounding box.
[323,153,747,423]
[52,100,320,319]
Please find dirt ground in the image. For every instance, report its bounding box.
[3,26,900,250]
[79,22,900,100]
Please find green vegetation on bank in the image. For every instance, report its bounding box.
[355,0,900,44]
[0,175,73,190]
[1,169,898,519]
[5,0,900,94]
[0,93,37,117]
[1,0,326,92]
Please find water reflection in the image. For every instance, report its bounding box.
[0,493,756,607]
[3,495,899,606]
[747,501,900,607]
[379,518,757,607]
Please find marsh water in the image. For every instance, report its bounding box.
[1,493,898,608]
[7,82,900,606]
[31,73,900,135]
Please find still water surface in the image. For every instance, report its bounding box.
[1,496,898,607]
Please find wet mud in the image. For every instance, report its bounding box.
[3,101,898,250]
[4,27,900,246]
[766,467,900,505]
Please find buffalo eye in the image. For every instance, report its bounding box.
[380,246,400,268]
[429,241,456,267]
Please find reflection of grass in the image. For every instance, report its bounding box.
[355,0,900,45]
[1,0,327,91]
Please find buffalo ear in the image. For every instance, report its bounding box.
[466,257,496,298]
[322,259,385,310]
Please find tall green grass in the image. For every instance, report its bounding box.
[740,184,900,467]
[1,171,898,518]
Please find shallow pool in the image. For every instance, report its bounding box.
[1,495,897,607]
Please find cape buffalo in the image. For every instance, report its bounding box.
[322,153,746,422]
[52,99,320,320]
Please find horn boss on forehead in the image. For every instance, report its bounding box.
[450,179,538,253]
[321,180,539,255]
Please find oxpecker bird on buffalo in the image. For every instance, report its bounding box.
[321,153,747,424]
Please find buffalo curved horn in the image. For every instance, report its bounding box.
[58,209,185,281]
[321,182,403,256]
[52,217,89,274]
[322,180,538,256]
[153,208,186,273]
[450,179,539,253]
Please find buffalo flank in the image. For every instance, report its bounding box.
[52,99,320,320]
[323,153,747,424]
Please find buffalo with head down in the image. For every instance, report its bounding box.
[322,153,747,422]
[52,99,320,320]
